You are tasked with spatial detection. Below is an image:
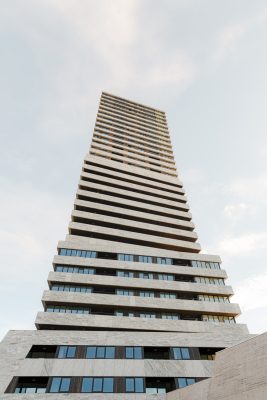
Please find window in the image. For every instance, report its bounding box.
[198,294,229,303]
[57,346,76,358]
[115,310,135,317]
[49,377,71,393]
[125,377,144,393]
[139,272,153,279]
[125,347,142,359]
[51,285,92,293]
[173,347,190,360]
[158,274,174,281]
[81,377,114,393]
[46,305,90,314]
[195,276,225,285]
[160,292,176,299]
[118,254,134,261]
[55,265,95,275]
[140,312,156,319]
[58,249,97,259]
[191,260,220,270]
[117,270,134,278]
[140,291,154,298]
[116,289,134,296]
[157,257,172,265]
[14,378,48,394]
[162,313,179,320]
[176,377,196,388]
[202,315,235,324]
[139,255,152,263]
[86,346,115,359]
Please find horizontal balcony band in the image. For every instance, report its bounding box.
[94,127,174,159]
[59,237,219,261]
[90,148,177,176]
[35,312,248,334]
[48,272,233,296]
[71,210,198,242]
[17,358,213,378]
[53,256,227,278]
[41,291,240,316]
[82,163,185,195]
[91,140,176,170]
[85,155,183,187]
[74,199,195,231]
[93,134,175,164]
[99,103,169,135]
[76,189,192,221]
[80,170,185,202]
[102,92,165,114]
[78,180,189,211]
[3,329,252,348]
[68,222,201,253]
[96,117,172,150]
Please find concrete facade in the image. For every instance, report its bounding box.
[0,92,259,398]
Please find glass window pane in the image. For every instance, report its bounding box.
[173,348,182,359]
[50,377,61,392]
[181,348,190,359]
[187,378,195,386]
[134,347,142,359]
[105,347,115,358]
[93,378,102,392]
[135,378,144,393]
[86,347,96,358]
[60,378,70,392]
[178,378,186,388]
[81,378,92,393]
[103,378,114,393]
[126,347,133,358]
[67,346,76,358]
[57,346,67,358]
[126,378,134,392]
[96,347,105,358]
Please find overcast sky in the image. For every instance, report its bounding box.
[1,0,267,339]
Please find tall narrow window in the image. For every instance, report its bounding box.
[49,377,71,393]
[57,346,76,359]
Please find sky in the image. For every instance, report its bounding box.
[0,0,267,339]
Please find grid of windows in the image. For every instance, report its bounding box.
[59,249,97,258]
[51,284,92,293]
[160,292,176,299]
[195,277,225,285]
[140,290,154,298]
[176,377,196,388]
[202,315,235,324]
[57,346,76,358]
[125,347,142,359]
[198,294,230,303]
[86,346,115,359]
[50,377,71,393]
[81,377,114,393]
[46,305,90,314]
[116,289,134,296]
[162,313,180,320]
[125,377,144,393]
[173,347,190,360]
[57,249,221,270]
[55,265,95,274]
[117,270,134,278]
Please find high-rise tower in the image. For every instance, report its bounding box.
[0,92,250,397]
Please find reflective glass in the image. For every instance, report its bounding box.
[105,347,115,358]
[86,347,96,358]
[125,378,134,392]
[135,378,144,392]
[125,347,134,358]
[60,378,70,392]
[173,348,182,359]
[178,378,186,388]
[181,348,190,359]
[93,378,102,392]
[50,378,61,392]
[103,378,114,392]
[81,378,93,393]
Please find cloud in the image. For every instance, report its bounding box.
[223,203,256,220]
[229,174,267,201]
[216,232,267,256]
[148,54,196,87]
[233,272,267,312]
[214,10,267,62]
